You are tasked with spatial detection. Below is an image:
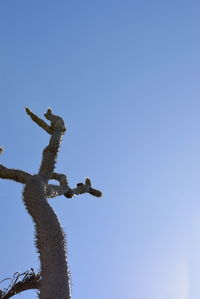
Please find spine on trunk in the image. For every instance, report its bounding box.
[23,175,71,299]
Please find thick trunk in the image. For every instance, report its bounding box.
[23,175,71,299]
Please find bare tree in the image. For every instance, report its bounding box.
[0,108,102,299]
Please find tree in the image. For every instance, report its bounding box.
[0,108,102,299]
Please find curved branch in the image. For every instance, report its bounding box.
[44,109,66,132]
[46,173,70,198]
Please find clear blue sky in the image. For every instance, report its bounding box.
[0,1,200,298]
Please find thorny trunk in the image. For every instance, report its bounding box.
[23,175,71,299]
[22,110,71,299]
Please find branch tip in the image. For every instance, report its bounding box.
[85,178,91,187]
[89,189,102,197]
[25,107,53,134]
[44,108,52,119]
[25,107,31,115]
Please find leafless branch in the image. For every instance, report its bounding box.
[25,107,53,135]
[0,269,41,299]
[44,109,66,132]
[28,108,66,181]
[47,174,102,199]
[64,177,102,198]
[0,165,31,184]
[46,173,70,198]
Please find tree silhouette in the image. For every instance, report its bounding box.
[0,108,102,299]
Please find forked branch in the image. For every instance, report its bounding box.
[25,108,53,135]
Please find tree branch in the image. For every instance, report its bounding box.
[46,182,102,199]
[64,178,102,198]
[0,166,102,198]
[26,108,66,182]
[46,173,70,198]
[25,107,53,135]
[44,109,66,132]
[0,269,40,299]
[0,165,31,184]
[46,175,102,199]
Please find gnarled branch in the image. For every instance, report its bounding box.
[64,177,102,198]
[47,174,102,199]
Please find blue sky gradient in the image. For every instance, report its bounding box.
[0,1,200,298]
